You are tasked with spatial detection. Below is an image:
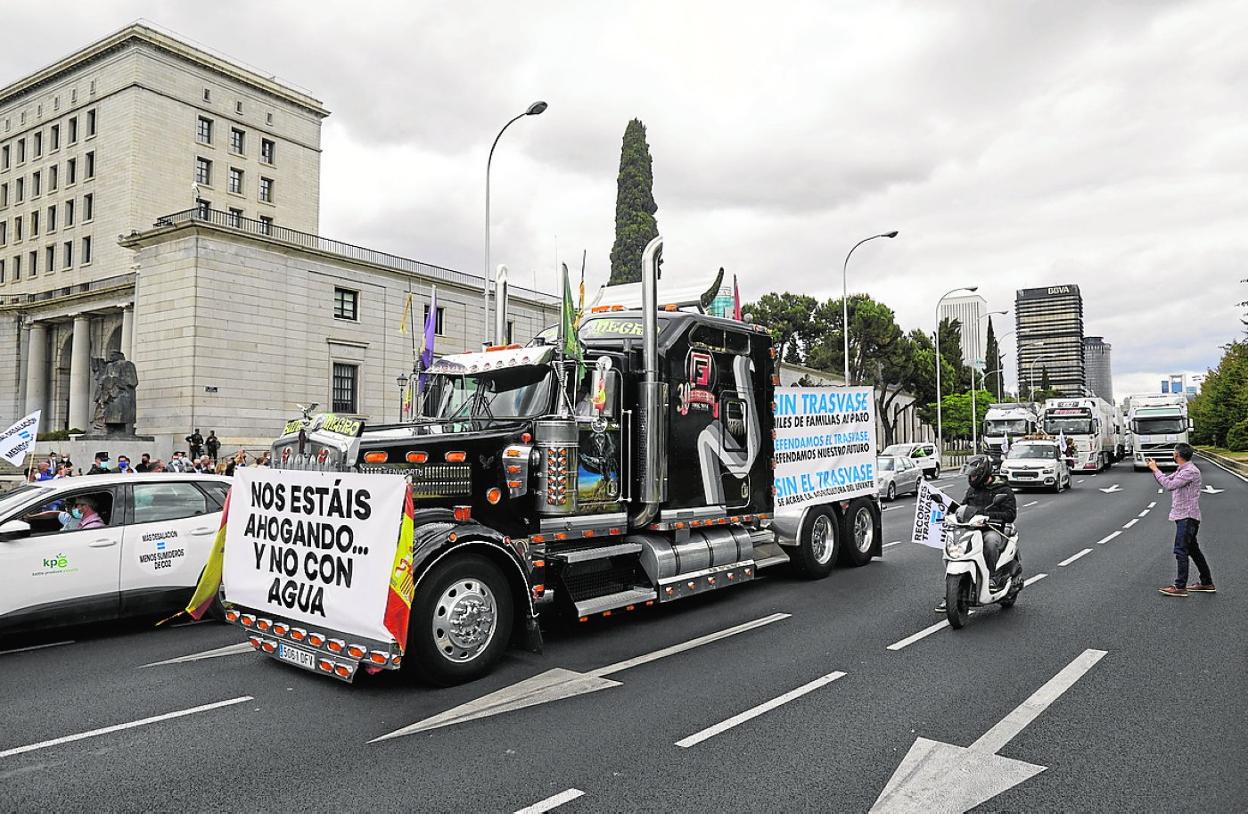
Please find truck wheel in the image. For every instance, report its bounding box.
[407,554,514,686]
[791,508,839,579]
[838,498,876,567]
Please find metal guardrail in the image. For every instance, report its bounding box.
[156,207,560,306]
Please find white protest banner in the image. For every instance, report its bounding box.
[911,478,954,548]
[0,410,41,467]
[223,468,408,643]
[773,387,877,519]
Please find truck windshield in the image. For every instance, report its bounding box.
[1007,445,1056,460]
[985,419,1029,436]
[422,367,554,422]
[1044,417,1093,435]
[1133,417,1186,434]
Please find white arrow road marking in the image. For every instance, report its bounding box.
[1203,485,1224,494]
[0,696,253,759]
[0,640,73,657]
[675,670,846,748]
[370,613,791,742]
[1095,531,1122,545]
[870,649,1107,813]
[140,642,254,668]
[514,788,584,814]
[1123,519,1139,529]
[1058,549,1092,567]
[1099,484,1122,494]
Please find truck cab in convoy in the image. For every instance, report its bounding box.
[982,402,1040,469]
[1125,394,1190,470]
[1041,397,1117,472]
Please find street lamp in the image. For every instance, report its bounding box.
[841,231,899,384]
[970,309,1008,453]
[935,285,978,469]
[983,368,1005,402]
[396,372,409,421]
[483,101,548,346]
[1021,340,1046,402]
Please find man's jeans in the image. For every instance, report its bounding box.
[1174,518,1212,588]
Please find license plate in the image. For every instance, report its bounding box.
[276,642,317,671]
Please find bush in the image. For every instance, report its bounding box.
[1227,420,1248,452]
[36,428,84,441]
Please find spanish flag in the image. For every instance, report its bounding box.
[185,489,231,619]
[382,486,417,649]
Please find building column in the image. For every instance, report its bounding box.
[68,315,92,432]
[120,305,135,359]
[25,321,48,416]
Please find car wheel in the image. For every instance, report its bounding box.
[932,463,941,479]
[838,498,876,567]
[406,554,514,686]
[886,482,896,501]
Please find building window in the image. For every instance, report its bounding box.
[65,198,74,226]
[235,101,243,114]
[195,157,212,186]
[49,164,57,191]
[228,167,243,194]
[423,305,446,336]
[15,178,22,203]
[196,116,213,145]
[14,215,20,240]
[13,254,19,280]
[230,128,245,154]
[331,363,358,413]
[0,183,5,207]
[1,144,7,170]
[17,138,25,163]
[333,287,358,321]
[203,88,211,102]
[259,176,274,203]
[227,207,242,228]
[81,235,92,265]
[86,109,96,137]
[62,240,72,268]
[47,204,55,231]
[197,199,210,218]
[33,131,42,158]
[83,193,93,221]
[45,244,54,273]
[66,158,76,185]
[506,320,515,344]
[260,138,275,164]
[0,259,4,283]
[28,249,37,277]
[32,171,40,197]
[50,124,59,151]
[266,112,273,125]
[30,210,38,237]
[68,117,77,144]
[0,220,5,244]
[258,215,272,235]
[84,152,95,179]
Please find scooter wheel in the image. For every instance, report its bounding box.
[945,573,970,629]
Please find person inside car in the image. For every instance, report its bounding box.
[71,496,107,530]
[935,455,1018,612]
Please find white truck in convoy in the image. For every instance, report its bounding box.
[1124,394,1190,470]
[982,402,1041,469]
[1041,397,1117,472]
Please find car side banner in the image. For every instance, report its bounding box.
[772,387,877,521]
[223,468,408,644]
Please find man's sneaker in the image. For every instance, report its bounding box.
[1159,585,1188,597]
[934,599,947,613]
[1188,583,1217,593]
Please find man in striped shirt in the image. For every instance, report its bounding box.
[1149,443,1214,597]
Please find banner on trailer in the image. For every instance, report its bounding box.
[772,387,877,518]
[223,468,408,643]
[911,479,954,549]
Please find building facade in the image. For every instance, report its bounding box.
[0,22,327,434]
[1083,335,1113,403]
[938,293,986,369]
[1014,285,1085,397]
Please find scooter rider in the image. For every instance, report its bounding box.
[935,455,1018,612]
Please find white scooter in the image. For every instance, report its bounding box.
[936,493,1023,629]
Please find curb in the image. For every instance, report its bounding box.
[1197,450,1248,483]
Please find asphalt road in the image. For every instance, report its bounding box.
[2,459,1245,812]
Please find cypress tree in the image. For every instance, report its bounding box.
[609,119,659,284]
[984,317,1004,398]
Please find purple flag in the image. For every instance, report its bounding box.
[418,287,438,390]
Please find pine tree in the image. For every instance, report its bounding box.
[608,119,659,284]
[984,317,1004,399]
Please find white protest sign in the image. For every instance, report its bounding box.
[773,387,877,520]
[0,410,41,467]
[912,478,955,548]
[223,468,407,643]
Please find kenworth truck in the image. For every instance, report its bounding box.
[1125,394,1190,470]
[215,238,882,685]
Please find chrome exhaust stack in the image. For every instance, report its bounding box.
[493,264,509,345]
[631,236,667,529]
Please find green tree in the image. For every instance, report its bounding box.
[937,317,973,392]
[984,317,1004,400]
[929,390,996,441]
[904,328,959,428]
[743,292,817,364]
[1189,340,1248,447]
[608,119,659,284]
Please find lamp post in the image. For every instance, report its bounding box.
[484,101,547,346]
[935,286,978,469]
[396,372,409,421]
[983,368,1005,402]
[841,231,898,384]
[970,309,1008,453]
[1021,340,1046,402]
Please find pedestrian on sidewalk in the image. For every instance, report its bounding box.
[205,430,220,462]
[1149,443,1214,597]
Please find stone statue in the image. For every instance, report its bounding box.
[91,350,139,435]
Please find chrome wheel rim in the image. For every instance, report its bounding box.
[811,514,835,565]
[887,483,895,500]
[432,578,498,663]
[854,508,874,553]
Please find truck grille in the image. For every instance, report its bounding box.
[409,463,472,497]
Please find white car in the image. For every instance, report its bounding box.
[1000,440,1071,492]
[880,442,941,479]
[0,473,230,637]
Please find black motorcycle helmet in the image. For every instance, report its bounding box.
[965,455,992,489]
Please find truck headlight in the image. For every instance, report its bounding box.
[945,536,969,558]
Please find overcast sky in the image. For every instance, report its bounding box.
[4,1,1244,397]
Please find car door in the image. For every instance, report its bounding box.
[119,480,222,616]
[0,485,123,633]
[901,458,920,492]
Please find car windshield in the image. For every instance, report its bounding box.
[1044,417,1093,435]
[1007,445,1056,460]
[881,445,914,457]
[421,366,554,423]
[1133,417,1186,434]
[985,419,1030,436]
[0,484,51,517]
[877,457,895,471]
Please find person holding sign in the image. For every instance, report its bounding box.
[934,456,1018,612]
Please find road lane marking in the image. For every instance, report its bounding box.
[515,789,585,814]
[0,640,73,657]
[1024,573,1048,587]
[1023,501,1038,507]
[1058,549,1092,567]
[887,620,950,652]
[882,506,897,512]
[140,642,254,668]
[1147,501,1156,508]
[676,671,846,748]
[589,613,790,678]
[1122,519,1139,529]
[1158,488,1163,493]
[884,541,903,548]
[1094,531,1121,545]
[1076,479,1085,484]
[969,649,1107,754]
[1137,510,1149,517]
[0,696,253,759]
[1197,451,1248,483]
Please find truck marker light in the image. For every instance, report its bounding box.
[688,581,697,589]
[646,600,654,607]
[578,616,589,623]
[406,451,429,463]
[664,304,678,311]
[609,527,622,535]
[532,584,545,596]
[334,665,352,678]
[272,622,289,636]
[531,535,546,544]
[730,516,741,523]
[369,651,388,664]
[308,633,326,647]
[675,521,687,530]
[727,573,735,580]
[744,568,753,576]
[716,517,728,525]
[391,655,402,666]
[260,640,276,654]
[327,639,345,653]
[521,432,532,443]
[708,577,716,585]
[248,636,262,649]
[257,618,272,631]
[584,529,595,537]
[602,610,612,617]
[346,644,367,659]
[666,587,675,596]
[448,532,459,543]
[240,614,256,627]
[532,559,545,568]
[225,609,240,623]
[486,487,502,504]
[318,659,333,672]
[445,451,468,463]
[507,480,523,489]
[290,628,306,641]
[626,605,636,612]
[453,506,472,522]
[554,532,568,541]
[363,451,388,464]
[506,464,522,473]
